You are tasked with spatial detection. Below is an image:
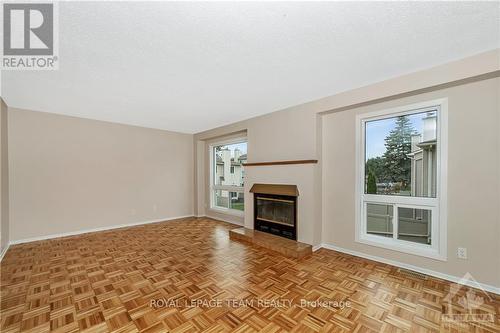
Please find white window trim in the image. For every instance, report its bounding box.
[209,137,247,217]
[355,98,448,261]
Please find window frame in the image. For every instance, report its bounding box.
[355,99,448,261]
[208,137,247,216]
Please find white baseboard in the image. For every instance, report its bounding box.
[0,243,10,262]
[8,218,497,295]
[318,243,499,295]
[9,215,194,245]
[312,244,322,252]
[199,214,244,226]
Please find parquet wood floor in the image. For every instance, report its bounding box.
[1,217,498,333]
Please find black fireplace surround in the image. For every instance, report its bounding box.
[250,184,298,240]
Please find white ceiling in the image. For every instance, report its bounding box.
[2,1,499,133]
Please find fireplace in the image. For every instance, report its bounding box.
[250,184,298,240]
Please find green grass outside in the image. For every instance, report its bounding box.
[231,202,244,211]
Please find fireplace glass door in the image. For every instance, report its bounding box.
[256,197,294,226]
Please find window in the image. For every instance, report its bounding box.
[210,139,247,214]
[356,99,447,260]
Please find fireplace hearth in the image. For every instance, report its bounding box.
[250,184,298,240]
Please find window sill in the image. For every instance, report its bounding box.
[356,234,446,261]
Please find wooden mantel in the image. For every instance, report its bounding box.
[242,159,318,167]
[249,183,299,197]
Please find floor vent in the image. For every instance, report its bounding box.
[397,268,428,280]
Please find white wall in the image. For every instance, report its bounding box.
[8,108,194,242]
[322,77,500,288]
[0,99,9,254]
[195,112,321,244]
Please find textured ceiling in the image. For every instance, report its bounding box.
[1,2,499,133]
